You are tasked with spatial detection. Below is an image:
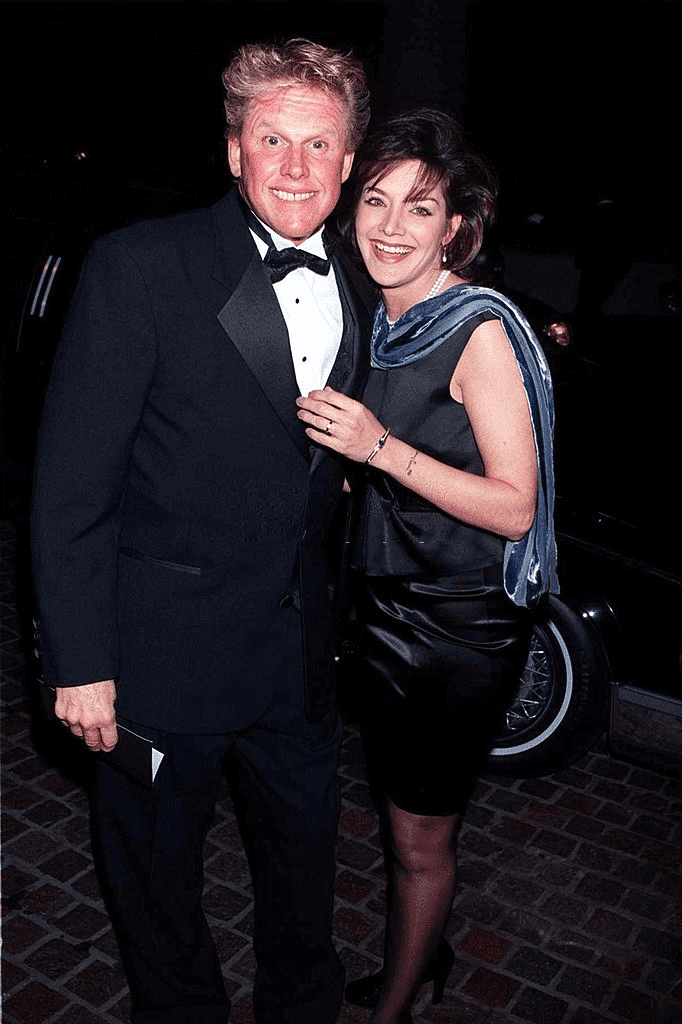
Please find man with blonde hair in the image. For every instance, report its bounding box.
[32,38,371,1024]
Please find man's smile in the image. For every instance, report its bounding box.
[270,189,317,202]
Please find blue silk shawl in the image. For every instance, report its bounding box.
[370,284,559,608]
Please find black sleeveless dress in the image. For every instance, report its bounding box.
[350,312,531,816]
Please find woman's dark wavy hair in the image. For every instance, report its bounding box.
[338,108,498,278]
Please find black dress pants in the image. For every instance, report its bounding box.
[90,621,344,1024]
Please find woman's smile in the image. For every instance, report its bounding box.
[372,240,415,257]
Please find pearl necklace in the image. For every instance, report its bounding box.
[386,270,450,326]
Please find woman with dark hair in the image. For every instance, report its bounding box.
[297,109,558,1024]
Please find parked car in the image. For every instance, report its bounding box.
[486,277,682,777]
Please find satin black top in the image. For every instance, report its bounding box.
[353,310,505,577]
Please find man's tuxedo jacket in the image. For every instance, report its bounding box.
[32,190,373,733]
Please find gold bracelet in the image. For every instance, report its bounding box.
[365,427,390,464]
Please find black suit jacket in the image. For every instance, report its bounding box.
[32,190,373,732]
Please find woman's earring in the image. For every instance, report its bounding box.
[442,246,448,264]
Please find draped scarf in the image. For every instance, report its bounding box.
[370,284,559,608]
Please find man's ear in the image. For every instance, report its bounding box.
[341,151,354,184]
[227,135,242,178]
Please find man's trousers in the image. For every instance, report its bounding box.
[90,617,344,1024]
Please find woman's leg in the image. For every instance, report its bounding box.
[372,800,459,1024]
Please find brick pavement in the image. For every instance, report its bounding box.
[2,518,681,1024]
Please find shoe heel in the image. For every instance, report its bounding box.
[430,943,454,1004]
[431,968,448,1004]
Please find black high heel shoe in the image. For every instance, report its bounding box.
[345,938,454,1008]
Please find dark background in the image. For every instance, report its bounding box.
[5,0,680,249]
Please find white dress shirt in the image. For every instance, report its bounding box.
[249,221,344,396]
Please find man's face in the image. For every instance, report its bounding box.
[228,85,354,244]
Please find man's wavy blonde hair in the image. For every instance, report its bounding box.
[222,38,370,151]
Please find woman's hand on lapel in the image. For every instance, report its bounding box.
[296,386,387,464]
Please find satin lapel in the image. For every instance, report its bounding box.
[309,251,372,474]
[333,253,372,400]
[217,246,308,462]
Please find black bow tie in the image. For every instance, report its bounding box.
[238,195,331,282]
[264,247,330,283]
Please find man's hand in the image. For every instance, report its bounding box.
[55,679,118,752]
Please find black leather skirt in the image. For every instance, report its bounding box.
[351,564,531,816]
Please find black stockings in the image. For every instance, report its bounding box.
[371,800,459,1024]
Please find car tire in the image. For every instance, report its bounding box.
[487,595,609,776]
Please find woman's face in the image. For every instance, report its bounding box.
[355,159,461,315]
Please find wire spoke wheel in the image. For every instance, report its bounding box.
[505,633,554,731]
[487,596,608,775]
